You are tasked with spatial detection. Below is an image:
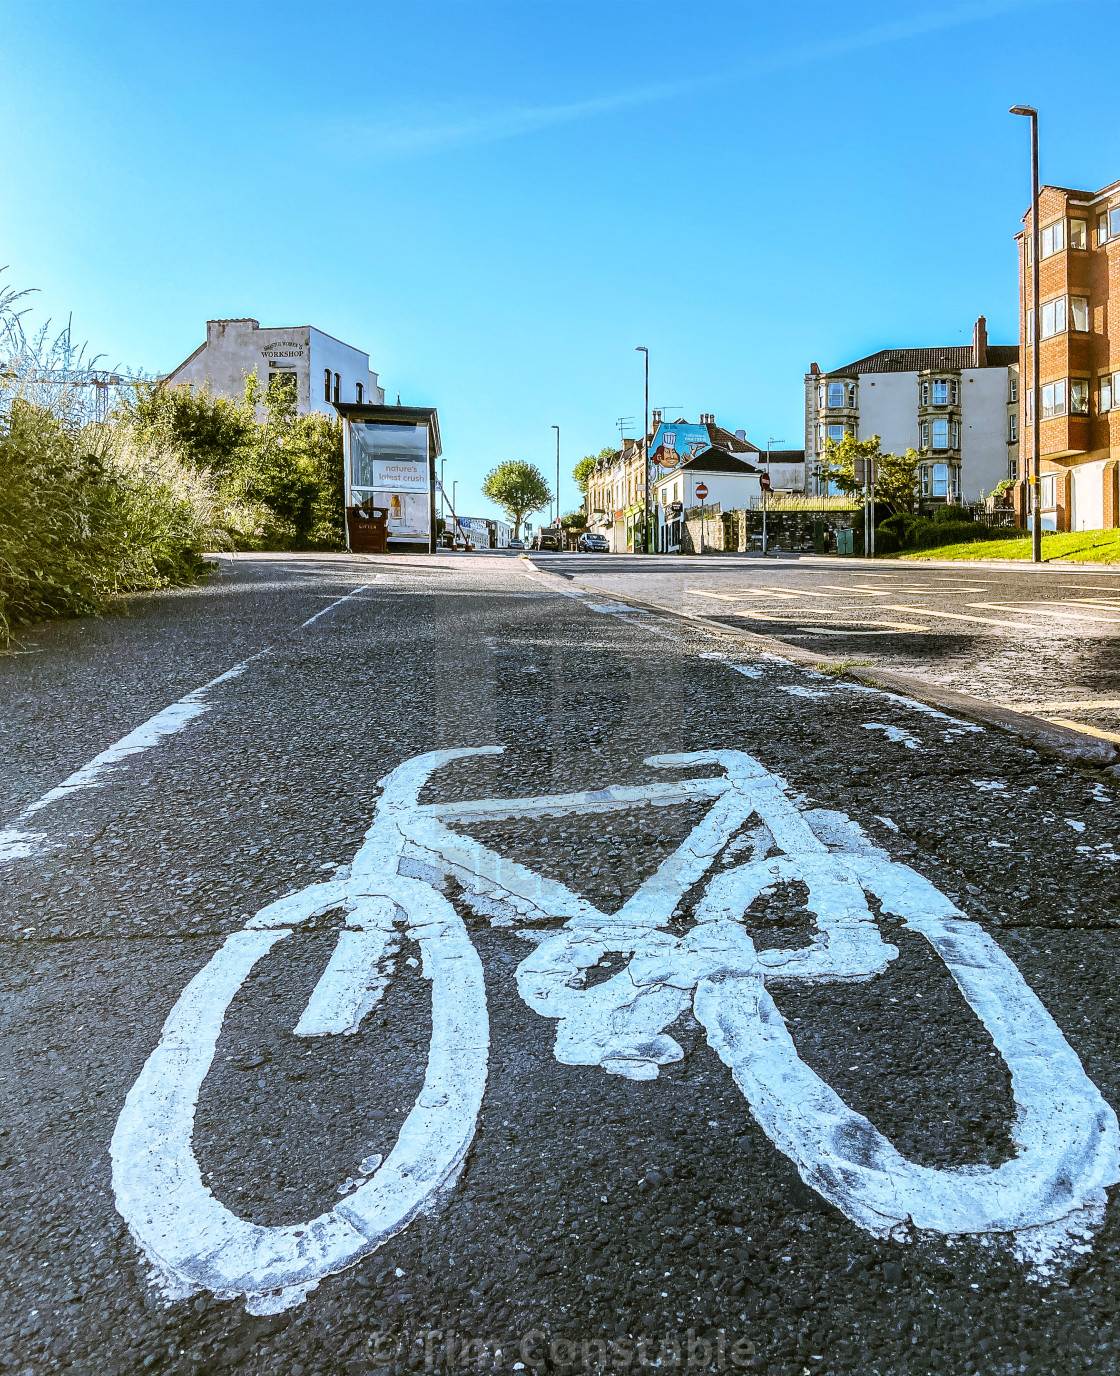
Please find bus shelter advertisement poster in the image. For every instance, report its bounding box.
[348,422,430,542]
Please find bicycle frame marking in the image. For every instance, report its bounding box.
[112,747,1120,1313]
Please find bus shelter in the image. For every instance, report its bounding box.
[336,403,441,553]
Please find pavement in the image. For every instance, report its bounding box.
[530,553,1120,750]
[2,551,1120,1376]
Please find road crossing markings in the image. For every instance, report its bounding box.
[968,602,1120,627]
[879,603,1030,629]
[996,699,1120,713]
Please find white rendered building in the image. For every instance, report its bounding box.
[163,318,384,417]
[805,317,1019,502]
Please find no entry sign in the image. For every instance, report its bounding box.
[695,483,709,501]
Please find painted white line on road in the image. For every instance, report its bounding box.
[880,603,1028,629]
[862,723,920,749]
[1,584,374,866]
[0,654,267,865]
[969,602,1120,627]
[300,585,372,627]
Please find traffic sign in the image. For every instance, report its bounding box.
[759,472,772,492]
[694,482,708,501]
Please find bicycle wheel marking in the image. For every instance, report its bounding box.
[113,745,1120,1313]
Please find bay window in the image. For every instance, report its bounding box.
[1102,375,1114,414]
[951,421,960,448]
[1070,296,1090,332]
[920,420,930,448]
[1040,220,1066,258]
[951,379,960,404]
[932,464,948,497]
[932,379,948,405]
[1070,379,1090,415]
[1070,218,1087,249]
[1100,213,1111,246]
[1111,207,1120,238]
[826,424,845,445]
[827,382,845,407]
[1042,380,1067,418]
[1040,297,1067,338]
[931,418,949,450]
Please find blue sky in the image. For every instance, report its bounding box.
[1,0,1116,522]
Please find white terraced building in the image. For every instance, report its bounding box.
[805,316,1019,504]
[162,317,385,417]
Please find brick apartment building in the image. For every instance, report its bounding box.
[1017,179,1120,530]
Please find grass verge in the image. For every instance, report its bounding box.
[898,529,1120,564]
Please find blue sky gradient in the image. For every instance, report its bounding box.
[1,0,1116,521]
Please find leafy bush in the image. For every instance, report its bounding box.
[932,503,974,524]
[873,528,900,555]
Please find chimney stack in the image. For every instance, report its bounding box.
[652,409,662,424]
[972,315,988,369]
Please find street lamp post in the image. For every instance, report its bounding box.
[552,425,560,534]
[1011,104,1042,564]
[635,347,649,554]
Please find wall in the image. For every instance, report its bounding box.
[961,366,1014,499]
[309,328,384,418]
[858,372,918,455]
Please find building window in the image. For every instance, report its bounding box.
[932,463,948,497]
[356,382,364,403]
[921,381,930,406]
[827,424,845,445]
[1100,213,1111,246]
[1041,474,1056,508]
[816,423,825,449]
[827,381,845,407]
[1008,412,1018,442]
[324,368,332,402]
[1071,296,1090,332]
[847,383,857,406]
[1009,375,1018,403]
[932,379,949,405]
[932,418,949,451]
[920,420,930,448]
[1111,207,1120,238]
[1102,375,1114,414]
[1070,218,1088,249]
[1040,219,1066,258]
[1070,379,1090,415]
[951,421,960,448]
[817,384,826,408]
[1040,297,1067,338]
[950,379,960,404]
[1042,380,1067,418]
[333,372,341,404]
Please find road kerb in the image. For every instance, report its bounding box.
[522,559,1119,770]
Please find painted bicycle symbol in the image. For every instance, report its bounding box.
[112,747,1120,1314]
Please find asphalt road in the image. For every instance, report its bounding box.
[530,554,1120,747]
[3,552,1120,1376]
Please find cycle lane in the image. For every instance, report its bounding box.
[2,555,1120,1376]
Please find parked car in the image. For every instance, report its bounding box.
[507,538,525,551]
[534,527,563,552]
[577,532,609,553]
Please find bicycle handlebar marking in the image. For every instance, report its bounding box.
[112,747,1120,1313]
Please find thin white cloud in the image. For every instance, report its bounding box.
[343,0,1047,162]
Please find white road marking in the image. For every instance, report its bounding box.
[113,746,1120,1308]
[880,603,1029,630]
[0,655,265,864]
[1,585,373,866]
[862,723,920,749]
[969,602,1120,627]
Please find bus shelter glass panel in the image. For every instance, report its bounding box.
[349,422,430,542]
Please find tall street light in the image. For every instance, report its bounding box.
[1011,104,1042,564]
[552,425,560,530]
[635,347,649,553]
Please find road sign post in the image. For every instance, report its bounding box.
[759,471,772,555]
[695,482,709,554]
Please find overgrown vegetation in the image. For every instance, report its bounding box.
[873,506,1022,555]
[0,272,345,646]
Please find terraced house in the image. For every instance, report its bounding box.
[804,317,1019,505]
[1017,178,1120,531]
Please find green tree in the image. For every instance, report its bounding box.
[816,433,919,514]
[126,379,257,474]
[573,447,613,494]
[481,461,552,538]
[559,509,587,529]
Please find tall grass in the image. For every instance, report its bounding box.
[0,272,248,646]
